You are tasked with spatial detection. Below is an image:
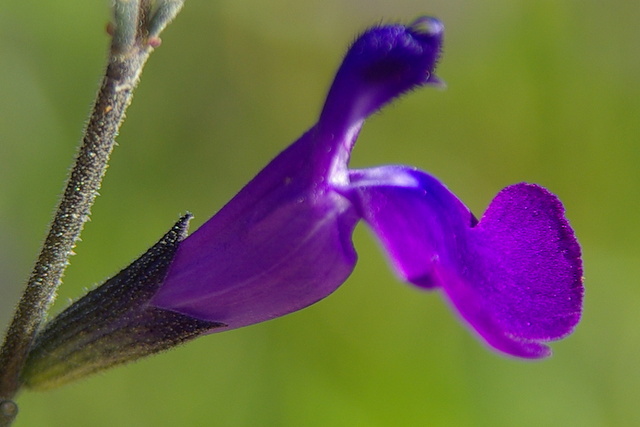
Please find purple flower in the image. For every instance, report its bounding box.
[148,17,584,359]
[23,16,585,391]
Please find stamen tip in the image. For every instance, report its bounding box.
[409,16,444,37]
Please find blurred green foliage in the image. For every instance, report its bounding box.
[1,1,638,426]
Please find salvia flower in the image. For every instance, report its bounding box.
[23,17,583,390]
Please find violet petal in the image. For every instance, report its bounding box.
[149,132,360,330]
[345,167,583,358]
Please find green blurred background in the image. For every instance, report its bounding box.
[1,1,638,426]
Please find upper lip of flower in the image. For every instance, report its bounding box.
[318,19,444,141]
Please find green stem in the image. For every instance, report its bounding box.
[0,0,186,421]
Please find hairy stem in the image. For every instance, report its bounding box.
[0,0,185,415]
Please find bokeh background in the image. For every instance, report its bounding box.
[1,1,638,426]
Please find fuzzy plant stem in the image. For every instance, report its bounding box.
[0,1,185,423]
